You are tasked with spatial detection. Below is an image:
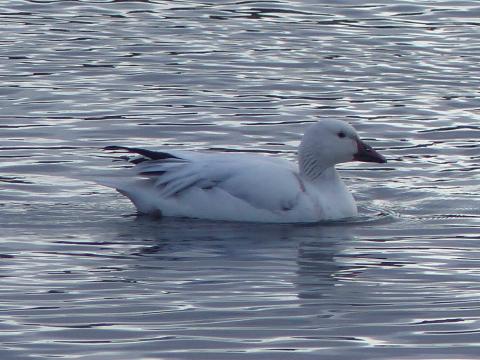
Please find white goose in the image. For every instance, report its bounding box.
[101,119,386,223]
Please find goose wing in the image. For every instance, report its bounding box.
[105,146,306,212]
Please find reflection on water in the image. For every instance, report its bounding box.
[2,211,479,359]
[1,0,480,359]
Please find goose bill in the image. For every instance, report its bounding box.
[353,139,387,163]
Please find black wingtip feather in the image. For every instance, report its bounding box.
[104,145,180,161]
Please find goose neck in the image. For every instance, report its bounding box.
[298,150,333,181]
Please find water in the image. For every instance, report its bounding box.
[1,0,479,359]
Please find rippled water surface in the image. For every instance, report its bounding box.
[1,1,480,359]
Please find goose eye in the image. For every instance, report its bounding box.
[337,132,346,138]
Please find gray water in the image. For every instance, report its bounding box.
[1,1,479,359]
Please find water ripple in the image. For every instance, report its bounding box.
[0,0,479,359]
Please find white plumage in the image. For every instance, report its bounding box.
[101,119,386,223]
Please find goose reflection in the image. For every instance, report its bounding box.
[112,216,357,303]
[295,225,356,300]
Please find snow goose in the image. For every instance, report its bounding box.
[101,119,386,223]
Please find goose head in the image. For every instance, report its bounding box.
[298,119,386,179]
